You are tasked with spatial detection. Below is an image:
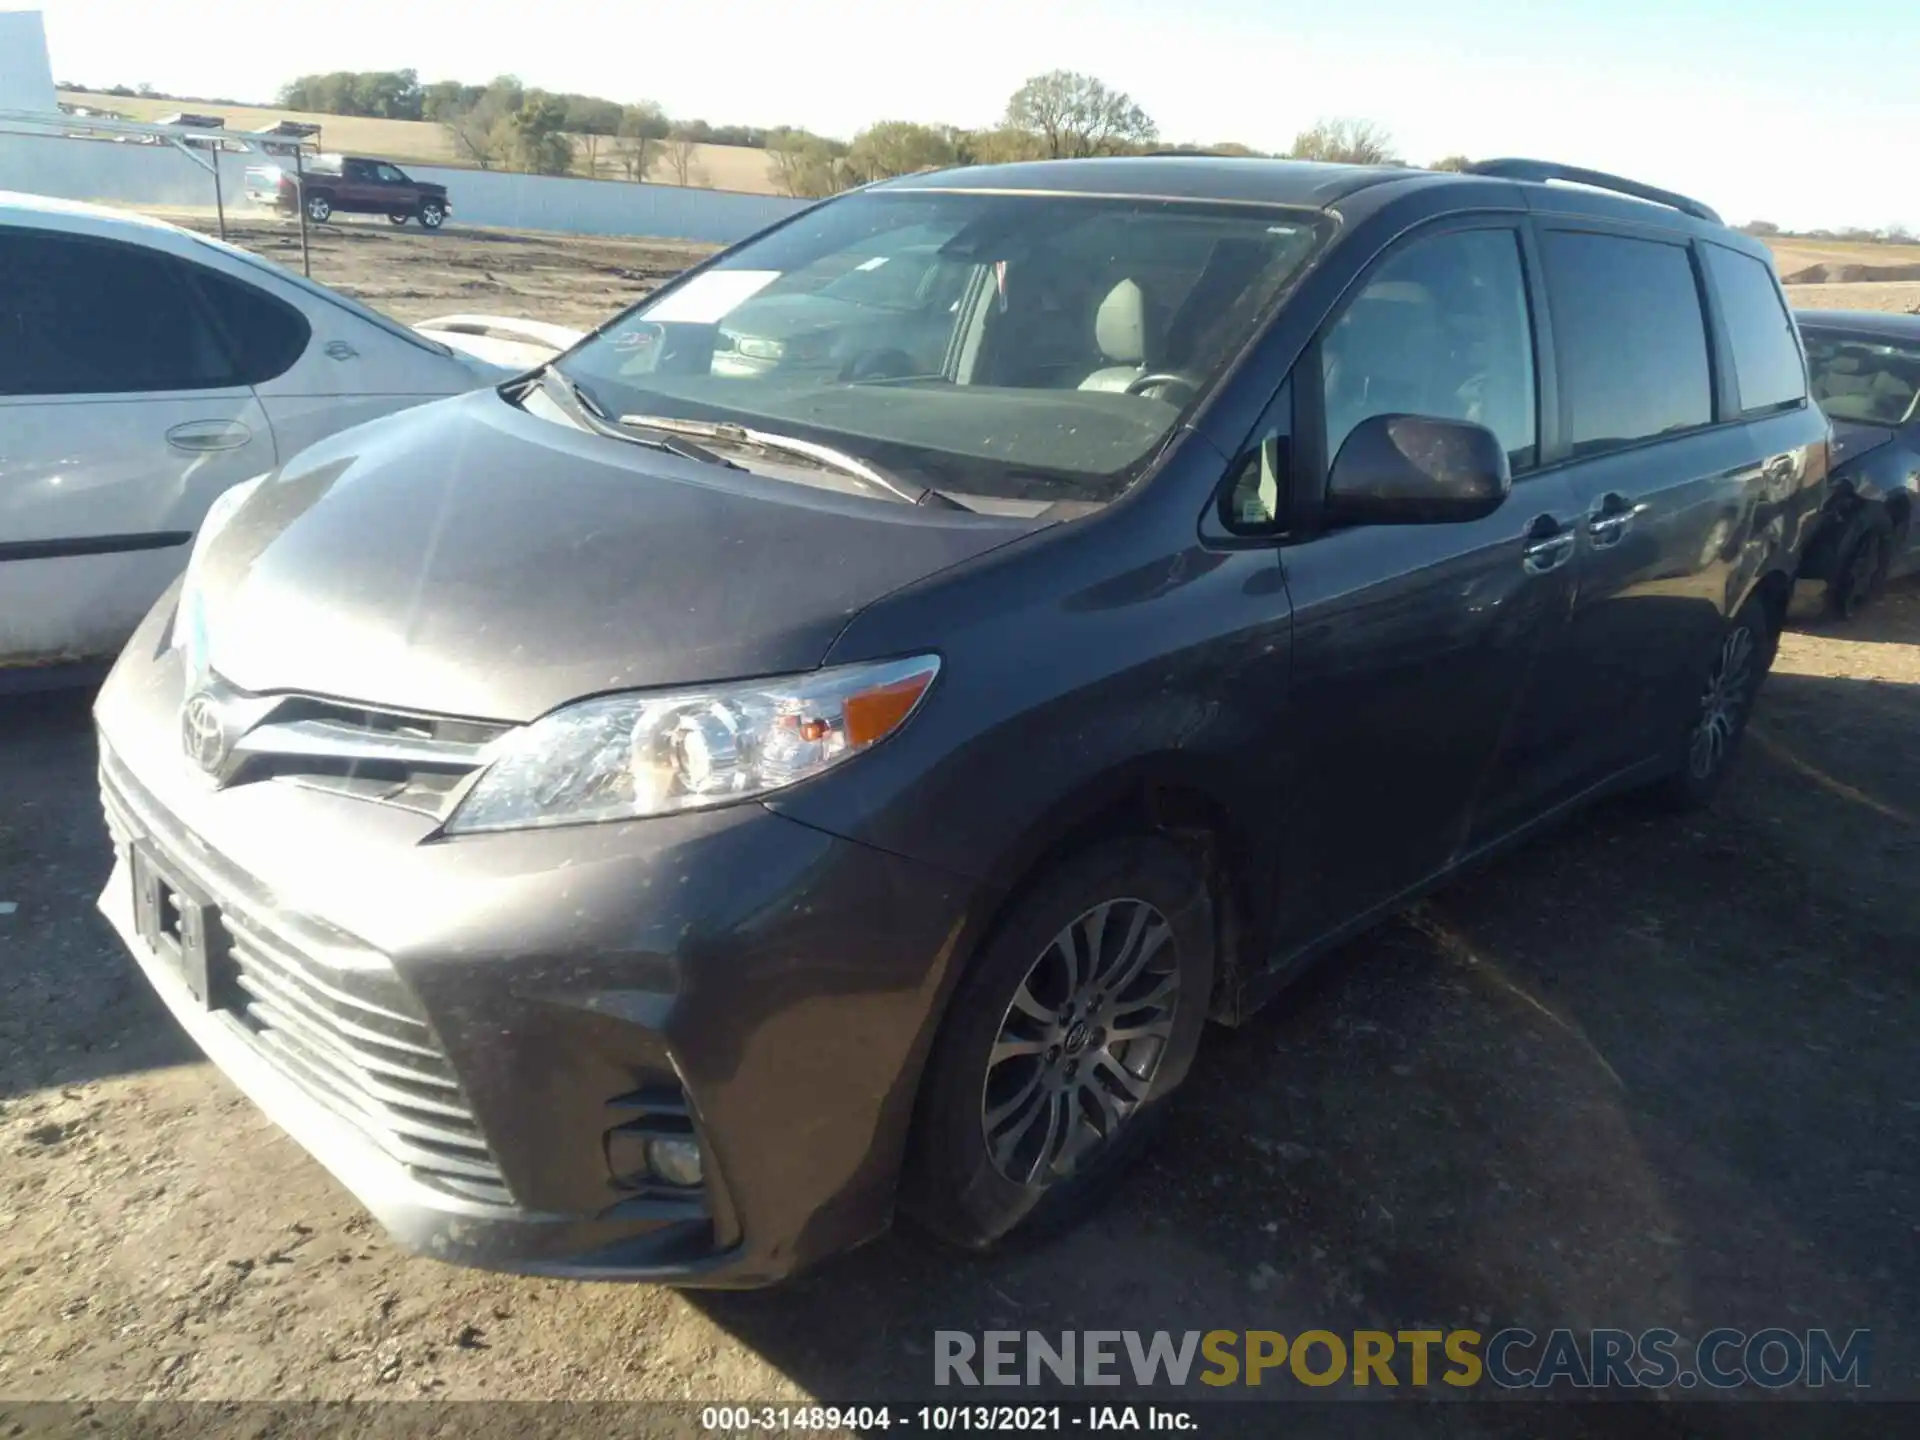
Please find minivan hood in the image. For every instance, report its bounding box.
[196,389,1043,721]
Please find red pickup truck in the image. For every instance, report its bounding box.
[247,155,451,229]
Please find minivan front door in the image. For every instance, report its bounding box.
[1268,222,1582,958]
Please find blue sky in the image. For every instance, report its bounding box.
[29,0,1920,231]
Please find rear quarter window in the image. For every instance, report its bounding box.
[1541,230,1713,457]
[182,263,312,384]
[1703,244,1806,414]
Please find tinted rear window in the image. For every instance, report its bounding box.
[184,263,312,384]
[1542,231,1713,457]
[1704,244,1806,413]
[0,227,236,396]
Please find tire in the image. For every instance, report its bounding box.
[1650,592,1776,811]
[1826,511,1893,621]
[418,201,446,230]
[901,834,1215,1251]
[388,212,410,226]
[304,193,333,224]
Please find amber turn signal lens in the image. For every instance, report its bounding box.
[843,671,936,748]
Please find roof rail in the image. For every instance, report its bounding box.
[1461,158,1721,224]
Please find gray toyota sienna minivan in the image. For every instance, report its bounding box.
[95,156,1828,1286]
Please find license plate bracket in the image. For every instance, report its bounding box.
[131,843,235,1011]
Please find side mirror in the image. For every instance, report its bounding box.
[1324,414,1512,526]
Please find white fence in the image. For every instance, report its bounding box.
[0,131,810,244]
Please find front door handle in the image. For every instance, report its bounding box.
[1587,492,1646,549]
[1522,516,1577,575]
[166,420,253,453]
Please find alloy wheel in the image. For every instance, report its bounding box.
[1688,625,1756,780]
[980,898,1180,1186]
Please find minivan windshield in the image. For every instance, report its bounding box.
[556,189,1327,505]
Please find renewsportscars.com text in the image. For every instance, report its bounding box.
[934,1328,1871,1391]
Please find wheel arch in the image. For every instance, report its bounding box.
[1747,565,1794,642]
[885,754,1265,1226]
[940,753,1268,1042]
[1887,488,1913,538]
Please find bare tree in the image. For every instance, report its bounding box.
[446,99,509,169]
[1429,154,1473,173]
[442,78,523,170]
[1004,70,1157,158]
[565,96,623,178]
[663,129,706,187]
[766,128,848,197]
[1289,118,1398,165]
[612,101,668,182]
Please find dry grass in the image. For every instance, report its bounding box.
[58,91,783,196]
[1764,236,1920,314]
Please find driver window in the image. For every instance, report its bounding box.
[1320,228,1537,473]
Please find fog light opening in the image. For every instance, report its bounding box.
[646,1136,704,1189]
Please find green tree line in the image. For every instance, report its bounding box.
[250,67,1461,189]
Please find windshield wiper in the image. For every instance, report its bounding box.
[534,368,744,471]
[618,413,966,510]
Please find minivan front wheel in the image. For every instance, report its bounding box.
[903,835,1214,1250]
[1653,593,1775,810]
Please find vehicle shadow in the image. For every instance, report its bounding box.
[1785,572,1920,645]
[0,685,200,1098]
[690,668,1920,1427]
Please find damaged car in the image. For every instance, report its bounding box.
[1794,310,1920,617]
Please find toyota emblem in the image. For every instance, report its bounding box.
[180,692,229,777]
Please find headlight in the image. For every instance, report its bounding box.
[444,654,940,834]
[170,474,268,667]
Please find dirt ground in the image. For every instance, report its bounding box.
[151,210,717,332]
[5,600,1918,1427]
[2,216,1917,1433]
[145,209,1920,329]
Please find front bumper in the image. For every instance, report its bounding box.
[93,611,985,1286]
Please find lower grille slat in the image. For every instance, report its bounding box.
[100,749,512,1207]
[228,954,457,1083]
[255,1032,505,1179]
[234,979,475,1121]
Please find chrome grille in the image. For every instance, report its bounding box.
[100,748,512,1207]
[177,673,512,820]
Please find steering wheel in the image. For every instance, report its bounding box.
[1123,371,1200,402]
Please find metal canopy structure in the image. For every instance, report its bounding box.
[0,107,321,271]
